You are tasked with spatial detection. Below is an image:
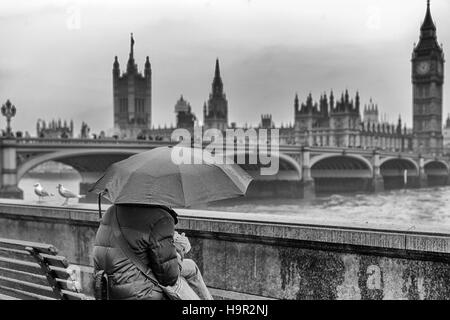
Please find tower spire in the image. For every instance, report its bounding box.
[113,56,120,75]
[127,33,137,73]
[215,58,220,78]
[130,33,135,59]
[421,0,436,34]
[211,58,224,96]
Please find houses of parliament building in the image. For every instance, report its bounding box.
[112,1,446,156]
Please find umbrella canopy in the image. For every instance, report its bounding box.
[89,146,253,207]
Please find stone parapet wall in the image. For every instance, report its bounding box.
[0,200,448,300]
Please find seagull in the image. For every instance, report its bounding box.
[57,184,85,206]
[34,183,54,202]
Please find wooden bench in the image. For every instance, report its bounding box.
[0,237,90,300]
[0,238,272,300]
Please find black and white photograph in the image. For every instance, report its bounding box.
[0,0,449,309]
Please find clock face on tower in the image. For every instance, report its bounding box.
[416,61,431,75]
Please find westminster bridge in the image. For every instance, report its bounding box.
[0,137,449,201]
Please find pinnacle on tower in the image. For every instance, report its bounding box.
[421,0,436,33]
[127,33,137,73]
[211,58,224,96]
[130,33,135,59]
[294,94,299,111]
[355,91,360,110]
[329,90,334,109]
[144,56,151,78]
[215,58,220,78]
[415,0,442,54]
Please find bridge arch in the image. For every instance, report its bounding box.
[310,155,373,195]
[222,150,302,199]
[310,154,373,172]
[424,160,449,186]
[379,157,419,175]
[379,157,419,190]
[232,151,301,180]
[424,160,449,172]
[17,149,138,181]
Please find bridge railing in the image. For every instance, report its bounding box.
[2,137,444,161]
[10,137,175,146]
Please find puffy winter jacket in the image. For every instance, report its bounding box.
[93,204,180,300]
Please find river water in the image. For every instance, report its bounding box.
[18,174,450,232]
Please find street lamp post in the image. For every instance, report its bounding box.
[0,99,23,199]
[1,100,17,138]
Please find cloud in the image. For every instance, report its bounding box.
[0,0,449,134]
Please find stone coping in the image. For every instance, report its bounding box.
[0,199,449,254]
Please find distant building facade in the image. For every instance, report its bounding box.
[131,95,197,141]
[293,91,413,150]
[36,119,74,139]
[260,114,274,129]
[363,99,379,126]
[113,34,152,139]
[175,95,197,131]
[110,2,445,155]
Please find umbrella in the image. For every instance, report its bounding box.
[89,146,253,209]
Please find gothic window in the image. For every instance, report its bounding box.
[135,99,140,113]
[120,98,128,113]
[134,99,146,114]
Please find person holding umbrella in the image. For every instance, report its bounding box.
[91,146,252,300]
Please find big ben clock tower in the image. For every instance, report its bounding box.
[412,0,445,155]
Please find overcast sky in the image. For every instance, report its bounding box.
[0,0,449,135]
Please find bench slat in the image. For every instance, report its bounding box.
[49,266,72,280]
[0,285,55,300]
[40,253,70,269]
[0,275,58,299]
[0,247,69,269]
[0,238,57,255]
[0,267,49,287]
[0,292,20,300]
[0,256,44,275]
[0,257,71,280]
[0,267,81,297]
[0,238,89,300]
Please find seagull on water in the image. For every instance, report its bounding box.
[34,183,54,202]
[57,184,85,206]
